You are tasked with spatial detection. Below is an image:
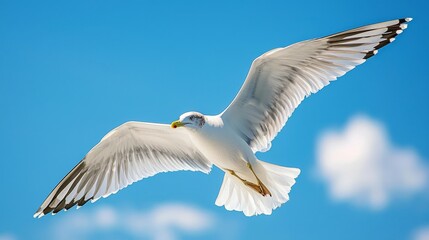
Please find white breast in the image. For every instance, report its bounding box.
[186,117,255,172]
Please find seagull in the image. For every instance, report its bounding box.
[34,18,412,217]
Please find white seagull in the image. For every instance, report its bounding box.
[34,18,412,217]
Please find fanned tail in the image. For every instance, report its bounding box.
[215,160,300,216]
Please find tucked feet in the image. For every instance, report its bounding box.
[226,166,272,197]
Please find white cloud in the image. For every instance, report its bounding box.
[0,234,16,240]
[413,225,429,240]
[51,203,216,240]
[316,115,428,209]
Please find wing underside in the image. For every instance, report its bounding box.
[221,18,411,152]
[34,122,211,218]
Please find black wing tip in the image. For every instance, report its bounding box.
[362,18,412,60]
[399,17,413,23]
[33,209,43,218]
[33,196,94,218]
[33,161,88,219]
[363,50,377,59]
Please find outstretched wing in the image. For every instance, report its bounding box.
[34,122,211,218]
[221,18,411,152]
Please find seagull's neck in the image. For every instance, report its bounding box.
[204,115,224,128]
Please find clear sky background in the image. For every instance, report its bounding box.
[1,1,428,240]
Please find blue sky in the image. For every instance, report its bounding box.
[1,1,428,240]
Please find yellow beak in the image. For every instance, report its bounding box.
[171,120,185,128]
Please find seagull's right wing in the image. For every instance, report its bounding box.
[34,122,211,218]
[221,18,411,153]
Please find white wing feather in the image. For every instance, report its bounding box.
[221,18,411,152]
[34,121,211,218]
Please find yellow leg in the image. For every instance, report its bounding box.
[246,163,272,197]
[226,167,271,197]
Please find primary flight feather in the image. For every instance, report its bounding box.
[34,18,412,217]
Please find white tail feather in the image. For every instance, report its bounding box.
[215,160,300,216]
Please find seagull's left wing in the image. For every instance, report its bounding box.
[221,18,411,153]
[34,121,211,218]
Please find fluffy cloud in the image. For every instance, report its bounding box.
[0,234,16,240]
[413,225,429,240]
[316,115,428,209]
[50,203,216,240]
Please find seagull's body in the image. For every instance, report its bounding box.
[34,18,412,217]
[189,116,252,173]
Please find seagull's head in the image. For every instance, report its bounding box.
[171,112,206,129]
